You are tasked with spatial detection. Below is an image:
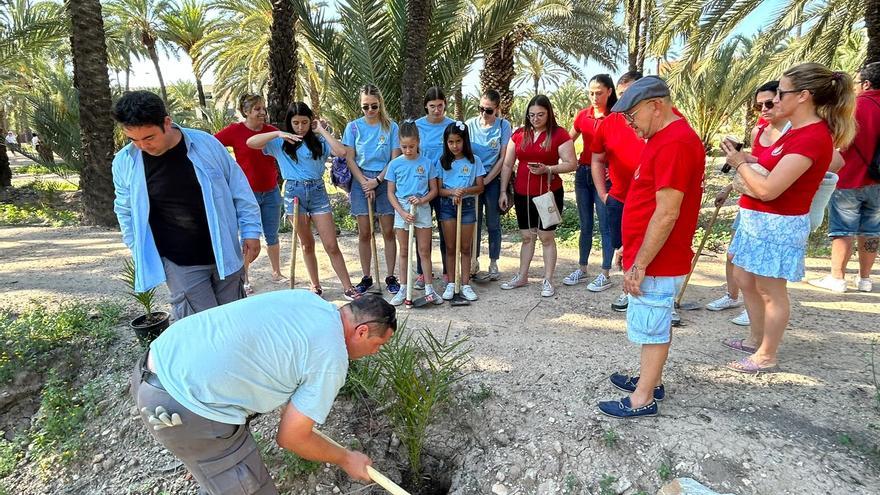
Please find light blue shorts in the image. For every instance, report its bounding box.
[283,179,332,216]
[394,202,433,229]
[729,208,809,282]
[626,275,685,345]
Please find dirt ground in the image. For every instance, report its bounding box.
[1,205,879,495]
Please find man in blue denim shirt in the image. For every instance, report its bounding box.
[112,91,262,320]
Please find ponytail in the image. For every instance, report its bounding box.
[783,63,856,148]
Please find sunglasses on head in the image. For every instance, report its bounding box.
[754,100,774,111]
[361,104,379,111]
[478,106,495,115]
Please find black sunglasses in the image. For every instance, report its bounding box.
[777,88,801,98]
[754,100,774,111]
[361,104,379,111]
[478,106,495,115]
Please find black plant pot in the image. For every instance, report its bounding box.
[130,311,170,348]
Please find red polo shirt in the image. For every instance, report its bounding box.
[215,122,280,192]
[572,107,605,164]
[591,113,645,202]
[622,118,705,276]
[838,90,880,189]
[511,127,571,196]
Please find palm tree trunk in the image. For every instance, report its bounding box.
[533,75,539,96]
[626,0,642,72]
[0,108,10,188]
[146,41,168,102]
[481,31,524,116]
[454,85,464,121]
[67,0,118,227]
[401,0,433,119]
[267,0,297,127]
[867,0,880,64]
[195,76,207,109]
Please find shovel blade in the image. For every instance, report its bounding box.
[410,295,431,308]
[450,294,470,306]
[678,301,702,311]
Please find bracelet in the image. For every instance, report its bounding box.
[734,161,746,171]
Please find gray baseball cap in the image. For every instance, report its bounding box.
[611,76,670,113]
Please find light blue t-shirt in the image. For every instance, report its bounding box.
[150,290,349,425]
[415,116,455,165]
[385,154,438,204]
[466,116,512,171]
[439,155,485,197]
[342,118,400,172]
[263,135,330,181]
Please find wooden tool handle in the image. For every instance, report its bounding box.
[312,429,412,495]
[289,196,299,289]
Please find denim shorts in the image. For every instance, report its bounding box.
[253,188,282,245]
[828,184,880,237]
[437,196,477,224]
[626,275,685,345]
[393,202,433,229]
[283,179,332,215]
[729,208,809,282]
[606,195,624,250]
[350,169,394,216]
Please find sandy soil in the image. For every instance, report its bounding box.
[1,209,879,494]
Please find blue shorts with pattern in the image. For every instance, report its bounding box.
[283,179,332,215]
[626,275,685,345]
[350,169,394,216]
[729,208,809,282]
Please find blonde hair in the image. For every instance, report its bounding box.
[360,84,391,133]
[783,63,856,148]
[238,94,264,117]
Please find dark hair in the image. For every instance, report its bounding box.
[348,294,396,337]
[439,122,475,171]
[754,80,779,101]
[399,121,420,141]
[617,71,643,86]
[521,94,559,151]
[482,89,501,106]
[112,90,168,128]
[860,62,880,88]
[589,74,618,111]
[423,86,446,112]
[283,102,323,162]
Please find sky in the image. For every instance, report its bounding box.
[127,1,780,97]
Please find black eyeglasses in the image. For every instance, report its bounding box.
[777,88,801,98]
[357,316,397,334]
[754,100,774,111]
[478,106,495,115]
[361,104,379,111]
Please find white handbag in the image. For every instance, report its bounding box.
[531,168,561,229]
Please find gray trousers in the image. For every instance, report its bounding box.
[162,258,246,321]
[130,354,278,495]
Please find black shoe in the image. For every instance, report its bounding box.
[609,372,665,401]
[385,275,401,294]
[355,275,373,293]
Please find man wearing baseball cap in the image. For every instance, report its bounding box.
[598,76,705,418]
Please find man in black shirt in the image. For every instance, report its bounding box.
[112,91,262,320]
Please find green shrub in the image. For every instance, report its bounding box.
[29,373,100,469]
[0,204,78,226]
[0,439,21,478]
[14,164,55,175]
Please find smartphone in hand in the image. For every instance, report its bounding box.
[721,136,744,173]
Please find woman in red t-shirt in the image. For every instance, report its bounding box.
[498,95,577,297]
[215,94,284,291]
[720,63,856,374]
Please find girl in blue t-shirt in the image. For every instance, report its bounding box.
[247,102,360,301]
[384,122,443,306]
[437,122,485,302]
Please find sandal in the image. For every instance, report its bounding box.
[726,356,779,375]
[310,285,323,296]
[721,337,757,354]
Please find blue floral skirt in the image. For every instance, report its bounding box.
[728,208,809,282]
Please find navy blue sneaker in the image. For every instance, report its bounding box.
[355,275,373,293]
[385,275,401,294]
[609,373,665,401]
[598,397,658,418]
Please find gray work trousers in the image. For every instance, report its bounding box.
[130,354,278,495]
[162,258,246,321]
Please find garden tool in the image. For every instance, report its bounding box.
[676,202,723,311]
[289,196,299,289]
[450,200,470,307]
[406,204,432,308]
[141,406,182,431]
[312,428,411,495]
[367,200,382,294]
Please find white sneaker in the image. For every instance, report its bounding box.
[854,276,873,292]
[442,282,455,300]
[563,269,588,286]
[425,287,444,305]
[501,274,527,290]
[706,293,743,311]
[461,284,478,301]
[389,286,407,306]
[611,293,628,312]
[541,279,555,297]
[671,310,682,327]
[587,273,613,292]
[808,275,847,293]
[730,310,750,326]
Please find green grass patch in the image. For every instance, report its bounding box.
[28,373,100,470]
[0,302,122,384]
[0,203,78,226]
[253,431,321,483]
[13,164,54,175]
[0,439,22,478]
[18,179,78,193]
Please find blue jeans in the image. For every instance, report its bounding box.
[574,165,612,269]
[476,176,502,260]
[254,188,282,246]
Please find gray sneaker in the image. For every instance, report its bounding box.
[611,293,628,312]
[563,269,588,286]
[587,273,613,292]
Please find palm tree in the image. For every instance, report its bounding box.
[267,0,297,127]
[513,46,576,96]
[104,0,171,102]
[549,79,589,129]
[161,0,216,109]
[401,0,433,118]
[66,0,118,227]
[479,0,624,115]
[868,0,879,63]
